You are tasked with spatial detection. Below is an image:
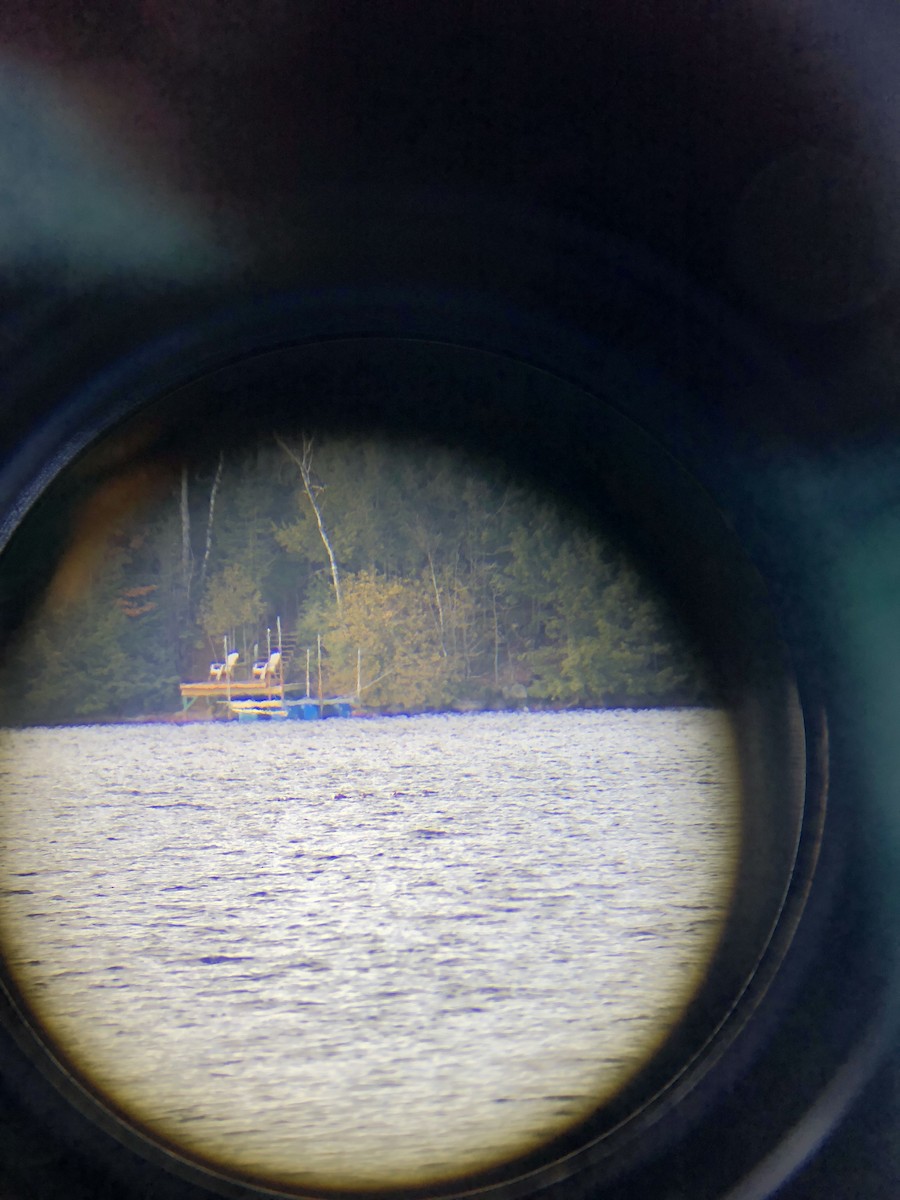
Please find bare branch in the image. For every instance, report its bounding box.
[276,434,343,612]
[197,450,225,600]
[180,465,193,610]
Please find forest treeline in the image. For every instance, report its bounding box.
[0,436,709,723]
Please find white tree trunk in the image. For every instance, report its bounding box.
[180,465,193,611]
[276,435,343,612]
[197,451,224,599]
[426,549,447,657]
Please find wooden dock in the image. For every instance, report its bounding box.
[180,681,307,699]
[179,680,306,711]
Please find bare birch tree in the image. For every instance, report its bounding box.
[197,450,225,600]
[180,465,193,611]
[275,435,343,612]
[425,548,447,658]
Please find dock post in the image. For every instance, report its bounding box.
[317,633,323,708]
[277,615,285,704]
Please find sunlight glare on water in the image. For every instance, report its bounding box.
[0,708,739,1190]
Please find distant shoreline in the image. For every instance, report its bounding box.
[0,696,717,730]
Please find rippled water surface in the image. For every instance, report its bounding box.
[0,709,739,1188]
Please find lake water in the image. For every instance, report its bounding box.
[0,709,739,1191]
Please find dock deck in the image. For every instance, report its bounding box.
[180,680,307,700]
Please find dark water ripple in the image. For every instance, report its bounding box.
[0,709,738,1189]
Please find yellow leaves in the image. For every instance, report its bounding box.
[321,570,453,711]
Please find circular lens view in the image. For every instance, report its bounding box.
[0,434,740,1191]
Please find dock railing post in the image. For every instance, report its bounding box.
[277,615,285,705]
[266,627,272,699]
